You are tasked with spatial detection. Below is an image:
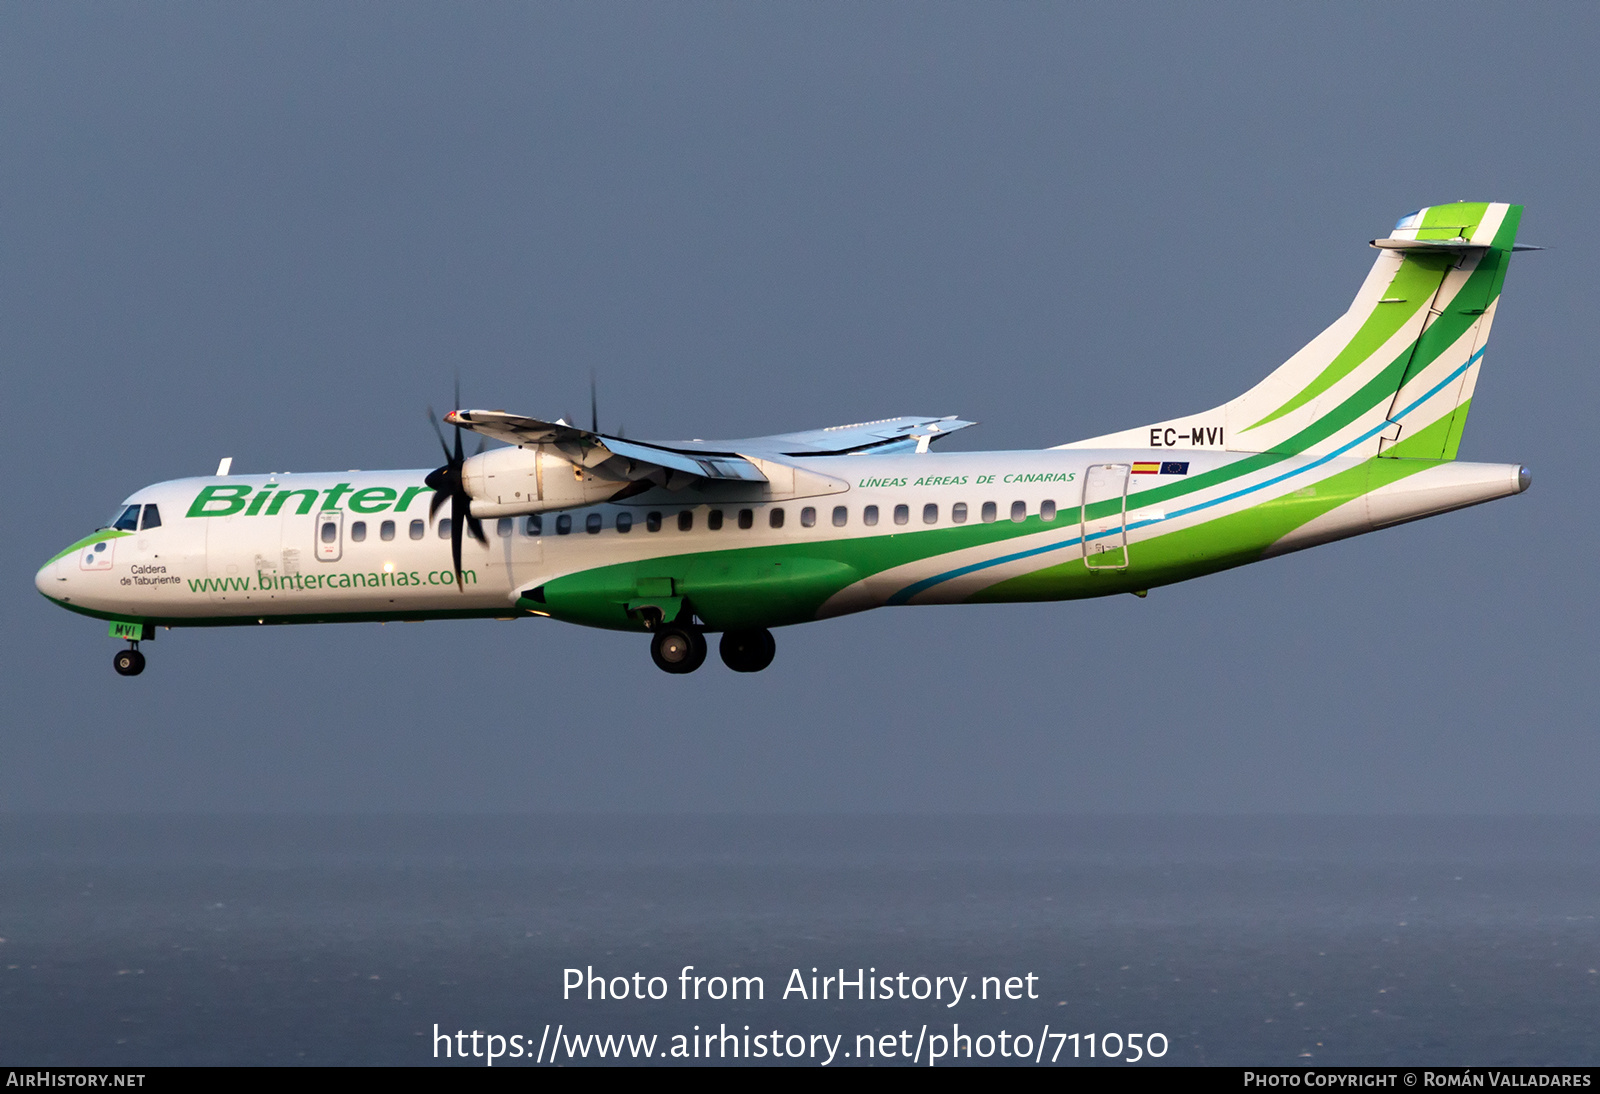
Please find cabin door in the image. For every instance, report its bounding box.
[1082,463,1130,570]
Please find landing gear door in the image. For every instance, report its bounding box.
[315,510,343,562]
[1082,463,1130,570]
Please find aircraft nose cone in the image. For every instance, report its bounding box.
[1516,465,1533,493]
[36,555,62,597]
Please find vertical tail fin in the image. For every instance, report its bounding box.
[1059,202,1524,460]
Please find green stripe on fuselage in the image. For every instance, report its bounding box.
[534,452,1445,628]
[970,455,1439,603]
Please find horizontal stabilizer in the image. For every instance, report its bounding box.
[1371,237,1543,253]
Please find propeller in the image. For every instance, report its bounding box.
[424,385,487,592]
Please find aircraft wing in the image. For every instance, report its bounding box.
[445,410,768,484]
[447,411,977,482]
[672,415,978,457]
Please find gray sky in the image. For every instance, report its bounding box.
[4,2,1596,812]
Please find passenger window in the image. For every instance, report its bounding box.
[678,510,694,532]
[438,518,452,539]
[524,515,542,536]
[863,505,879,527]
[556,514,572,535]
[586,513,602,534]
[350,521,367,542]
[952,502,968,524]
[893,504,909,526]
[409,519,424,540]
[708,509,724,530]
[140,504,162,530]
[380,520,396,541]
[646,511,662,532]
[1011,500,1027,523]
[497,517,513,538]
[616,512,633,533]
[922,503,938,525]
[770,508,785,529]
[322,520,339,544]
[832,506,848,527]
[981,501,997,523]
[1041,499,1057,522]
[738,509,754,529]
[800,507,816,528]
[113,505,140,532]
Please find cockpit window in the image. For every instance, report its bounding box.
[140,504,162,530]
[112,505,140,531]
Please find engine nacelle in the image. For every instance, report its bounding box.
[463,445,624,517]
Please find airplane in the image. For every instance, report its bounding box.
[37,201,1536,677]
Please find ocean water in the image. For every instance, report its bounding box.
[0,815,1595,1066]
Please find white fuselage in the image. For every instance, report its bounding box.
[37,449,1527,627]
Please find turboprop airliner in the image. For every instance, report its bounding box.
[38,202,1535,676]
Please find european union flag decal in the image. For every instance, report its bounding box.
[1159,461,1190,476]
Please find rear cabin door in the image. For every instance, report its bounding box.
[1082,463,1130,570]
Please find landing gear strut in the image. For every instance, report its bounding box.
[650,624,707,674]
[113,645,146,677]
[719,628,776,673]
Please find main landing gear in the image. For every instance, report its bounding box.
[650,624,707,674]
[113,645,146,676]
[648,625,776,674]
[719,628,776,673]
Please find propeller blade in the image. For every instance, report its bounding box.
[426,381,483,592]
[590,373,599,433]
[450,498,465,592]
[426,406,451,461]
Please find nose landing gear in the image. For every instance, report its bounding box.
[113,645,146,676]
